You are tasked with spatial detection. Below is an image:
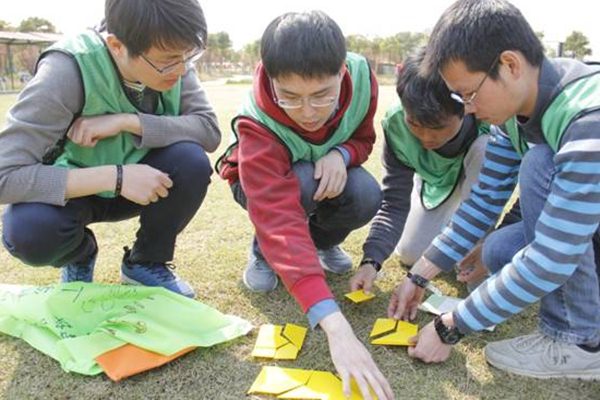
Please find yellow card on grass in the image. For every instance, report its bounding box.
[251,323,307,360]
[248,366,367,400]
[344,289,376,303]
[370,318,418,346]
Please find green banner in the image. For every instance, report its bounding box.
[0,283,252,375]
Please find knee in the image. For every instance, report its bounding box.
[482,232,504,274]
[395,241,420,267]
[519,144,555,189]
[345,168,382,217]
[2,205,66,265]
[169,143,212,187]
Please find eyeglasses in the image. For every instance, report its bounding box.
[140,48,204,75]
[271,79,340,110]
[450,55,499,106]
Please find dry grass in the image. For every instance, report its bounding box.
[0,85,599,399]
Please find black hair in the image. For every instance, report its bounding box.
[260,10,346,79]
[104,0,207,57]
[398,47,464,128]
[422,0,544,78]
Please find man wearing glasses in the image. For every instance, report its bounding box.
[217,10,392,400]
[0,0,220,297]
[389,0,600,380]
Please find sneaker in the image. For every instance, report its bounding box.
[243,250,278,292]
[317,246,352,274]
[120,247,195,298]
[485,332,600,380]
[60,251,97,283]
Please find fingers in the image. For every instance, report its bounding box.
[349,275,363,292]
[387,290,400,319]
[313,177,328,201]
[339,370,351,399]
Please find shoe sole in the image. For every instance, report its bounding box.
[242,270,278,292]
[121,274,195,298]
[486,357,600,381]
[319,259,352,275]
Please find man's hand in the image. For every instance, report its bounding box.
[387,277,425,321]
[313,150,347,201]
[320,312,394,400]
[68,114,141,147]
[407,320,452,363]
[349,263,378,293]
[121,164,172,205]
[456,243,488,285]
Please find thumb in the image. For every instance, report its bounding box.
[314,161,322,179]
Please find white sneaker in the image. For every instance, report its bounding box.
[485,333,600,380]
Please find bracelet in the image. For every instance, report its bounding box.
[360,258,382,272]
[115,165,123,197]
[406,271,429,289]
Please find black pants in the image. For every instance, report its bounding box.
[2,142,212,266]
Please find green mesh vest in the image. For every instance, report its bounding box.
[45,30,181,197]
[504,71,600,156]
[383,102,488,210]
[223,52,371,164]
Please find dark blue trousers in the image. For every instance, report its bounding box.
[2,142,211,267]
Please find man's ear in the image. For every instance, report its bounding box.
[106,34,127,58]
[498,50,524,80]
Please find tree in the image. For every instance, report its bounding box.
[18,17,57,33]
[563,31,592,60]
[0,20,14,31]
[240,39,260,71]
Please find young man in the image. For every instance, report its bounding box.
[217,11,392,400]
[351,47,495,294]
[0,0,220,298]
[389,0,600,380]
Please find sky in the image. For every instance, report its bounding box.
[3,0,599,57]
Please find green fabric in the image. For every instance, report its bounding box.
[382,102,488,210]
[232,52,371,163]
[46,30,181,197]
[503,117,527,156]
[0,283,252,375]
[505,72,600,155]
[542,72,600,152]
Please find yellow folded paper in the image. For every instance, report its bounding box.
[251,323,307,360]
[344,289,376,303]
[248,366,367,400]
[369,318,418,346]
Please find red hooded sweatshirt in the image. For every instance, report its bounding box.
[219,62,378,312]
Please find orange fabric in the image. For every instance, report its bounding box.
[95,344,196,381]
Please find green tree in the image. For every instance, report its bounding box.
[18,17,57,33]
[240,39,260,70]
[0,20,14,31]
[564,31,592,60]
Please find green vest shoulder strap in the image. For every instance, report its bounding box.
[505,71,600,155]
[232,52,372,163]
[45,30,181,197]
[383,102,485,210]
[542,71,600,151]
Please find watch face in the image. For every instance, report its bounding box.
[435,314,463,344]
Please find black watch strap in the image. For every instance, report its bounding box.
[434,313,464,345]
[360,258,382,272]
[406,271,429,289]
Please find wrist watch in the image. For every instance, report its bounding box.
[360,258,382,272]
[434,313,464,345]
[406,271,429,289]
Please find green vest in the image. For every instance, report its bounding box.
[505,71,600,155]
[383,102,488,210]
[45,30,181,197]
[228,52,371,163]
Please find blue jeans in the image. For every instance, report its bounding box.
[2,142,212,266]
[232,161,382,256]
[482,144,600,345]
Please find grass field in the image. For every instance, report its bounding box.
[0,85,599,400]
